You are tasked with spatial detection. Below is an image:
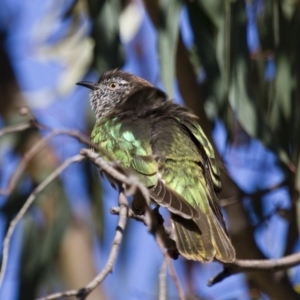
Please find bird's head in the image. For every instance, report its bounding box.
[77,69,153,120]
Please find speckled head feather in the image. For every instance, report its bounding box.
[84,69,154,120]
[98,69,153,87]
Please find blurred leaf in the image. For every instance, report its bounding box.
[290,8,300,164]
[91,0,124,73]
[251,1,300,169]
[296,155,300,244]
[256,0,278,50]
[187,0,294,167]
[32,0,94,98]
[195,0,224,27]
[271,56,292,149]
[157,0,183,96]
[281,0,298,21]
[229,1,293,166]
[187,1,225,117]
[87,0,106,18]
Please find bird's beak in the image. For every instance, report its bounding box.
[76,81,97,90]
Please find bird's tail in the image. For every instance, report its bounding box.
[171,210,235,262]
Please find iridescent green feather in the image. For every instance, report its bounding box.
[183,121,222,190]
[91,118,158,186]
[91,116,235,262]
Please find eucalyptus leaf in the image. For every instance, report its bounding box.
[187,1,225,118]
[295,155,300,243]
[195,0,224,27]
[157,0,183,97]
[92,0,124,73]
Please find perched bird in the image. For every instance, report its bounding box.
[77,69,235,262]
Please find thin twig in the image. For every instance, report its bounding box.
[80,149,150,201]
[253,203,285,229]
[82,149,180,259]
[158,259,167,300]
[36,192,129,300]
[0,132,55,196]
[231,252,300,271]
[165,256,185,300]
[208,251,300,286]
[110,206,145,223]
[219,195,240,207]
[0,129,93,196]
[36,148,159,300]
[0,122,32,138]
[0,154,85,288]
[81,149,183,298]
[110,206,177,259]
[80,148,153,229]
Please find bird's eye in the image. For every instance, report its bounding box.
[108,82,119,90]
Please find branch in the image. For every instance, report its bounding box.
[81,149,183,296]
[111,208,183,298]
[158,256,185,300]
[37,192,129,300]
[110,206,146,223]
[165,256,185,300]
[0,129,93,196]
[253,204,287,229]
[110,206,178,259]
[0,154,85,288]
[0,121,32,138]
[80,148,153,229]
[110,206,174,236]
[158,259,167,300]
[208,251,300,286]
[231,252,300,272]
[81,148,179,256]
[35,147,180,299]
[0,114,50,139]
[111,206,182,299]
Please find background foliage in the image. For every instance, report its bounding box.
[1,0,300,299]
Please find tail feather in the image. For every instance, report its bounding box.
[171,209,235,262]
[171,213,215,262]
[209,213,235,262]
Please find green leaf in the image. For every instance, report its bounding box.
[295,155,300,241]
[31,0,94,97]
[187,1,225,118]
[195,0,224,27]
[91,0,124,72]
[157,0,183,97]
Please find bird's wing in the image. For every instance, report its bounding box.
[174,117,227,231]
[151,117,234,262]
[91,118,198,219]
[173,116,222,190]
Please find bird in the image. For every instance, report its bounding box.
[77,69,235,262]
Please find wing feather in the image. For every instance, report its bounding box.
[91,113,235,262]
[176,119,228,231]
[92,118,197,219]
[150,179,198,219]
